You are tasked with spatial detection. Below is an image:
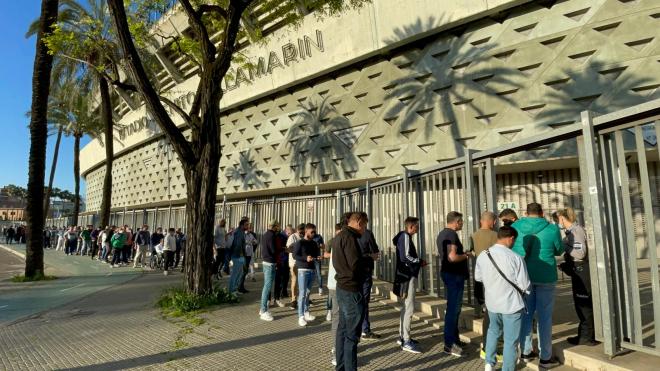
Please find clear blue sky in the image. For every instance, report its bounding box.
[0,1,90,196]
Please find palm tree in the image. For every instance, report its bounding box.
[27,0,126,228]
[25,0,59,278]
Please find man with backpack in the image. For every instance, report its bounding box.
[475,226,530,371]
[511,203,563,367]
[393,217,426,354]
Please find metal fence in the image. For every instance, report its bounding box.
[47,99,660,357]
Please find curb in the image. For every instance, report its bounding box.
[0,244,26,260]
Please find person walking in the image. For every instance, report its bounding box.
[162,228,177,276]
[358,228,381,341]
[293,223,322,327]
[134,225,151,268]
[512,202,563,367]
[334,212,369,371]
[393,217,426,354]
[213,220,227,279]
[286,224,304,309]
[259,220,280,321]
[437,211,472,357]
[557,208,597,346]
[475,226,530,371]
[228,219,249,295]
[470,211,498,360]
[110,226,127,268]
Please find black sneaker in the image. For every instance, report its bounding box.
[539,357,560,368]
[455,339,467,347]
[520,351,538,363]
[361,332,382,340]
[443,344,463,357]
[238,289,249,294]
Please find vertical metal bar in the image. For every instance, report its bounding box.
[314,186,319,225]
[634,125,660,350]
[485,158,497,214]
[402,170,409,220]
[154,207,159,229]
[365,181,372,229]
[464,151,476,237]
[336,190,343,220]
[581,111,618,355]
[167,204,172,229]
[614,129,643,346]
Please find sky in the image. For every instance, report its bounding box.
[0,1,90,196]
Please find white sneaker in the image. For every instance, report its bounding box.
[318,288,323,296]
[164,270,169,276]
[331,357,337,366]
[326,310,332,322]
[260,311,274,321]
[304,312,316,321]
[298,316,307,327]
[276,300,285,308]
[485,363,494,371]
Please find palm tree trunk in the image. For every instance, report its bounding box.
[98,75,113,227]
[25,0,59,278]
[43,126,62,222]
[72,134,81,226]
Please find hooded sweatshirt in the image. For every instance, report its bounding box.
[511,217,564,284]
[393,231,421,279]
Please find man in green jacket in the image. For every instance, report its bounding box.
[110,226,127,268]
[511,203,563,368]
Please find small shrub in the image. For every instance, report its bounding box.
[11,274,57,282]
[157,285,239,318]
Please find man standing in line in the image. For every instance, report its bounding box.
[79,225,92,256]
[213,220,227,279]
[470,211,498,361]
[90,226,101,260]
[259,220,280,321]
[273,227,289,307]
[359,227,381,341]
[174,228,186,270]
[162,228,177,276]
[475,226,530,371]
[498,209,518,227]
[293,223,322,327]
[437,211,472,357]
[393,217,426,354]
[313,231,326,296]
[122,225,133,264]
[325,223,342,366]
[286,223,305,310]
[134,225,150,268]
[228,219,249,295]
[334,212,369,371]
[512,203,563,367]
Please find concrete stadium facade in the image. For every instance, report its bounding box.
[79,0,659,229]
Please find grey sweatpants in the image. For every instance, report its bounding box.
[399,277,417,342]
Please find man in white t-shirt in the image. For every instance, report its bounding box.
[286,223,305,309]
[475,226,530,371]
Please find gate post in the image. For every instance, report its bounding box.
[365,181,372,228]
[463,150,477,238]
[485,158,497,214]
[336,190,343,221]
[314,186,319,225]
[402,170,409,223]
[580,110,617,356]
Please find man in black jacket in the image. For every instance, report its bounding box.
[333,212,369,371]
[259,219,280,322]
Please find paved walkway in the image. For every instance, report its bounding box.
[0,248,485,370]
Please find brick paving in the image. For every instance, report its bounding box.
[0,269,486,370]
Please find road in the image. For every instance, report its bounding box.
[0,244,143,325]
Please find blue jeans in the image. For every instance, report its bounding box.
[486,310,524,371]
[260,262,276,313]
[441,272,465,346]
[520,283,555,360]
[315,260,323,291]
[335,288,365,371]
[361,275,373,334]
[228,257,245,293]
[297,268,315,317]
[100,245,109,261]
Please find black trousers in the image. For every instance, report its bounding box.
[212,248,225,276]
[163,250,174,271]
[474,280,491,349]
[361,274,373,334]
[571,261,595,341]
[274,262,289,300]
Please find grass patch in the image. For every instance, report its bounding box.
[173,338,189,350]
[185,316,206,326]
[11,274,57,282]
[157,285,239,318]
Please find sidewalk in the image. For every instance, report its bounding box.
[0,267,487,370]
[0,244,143,325]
